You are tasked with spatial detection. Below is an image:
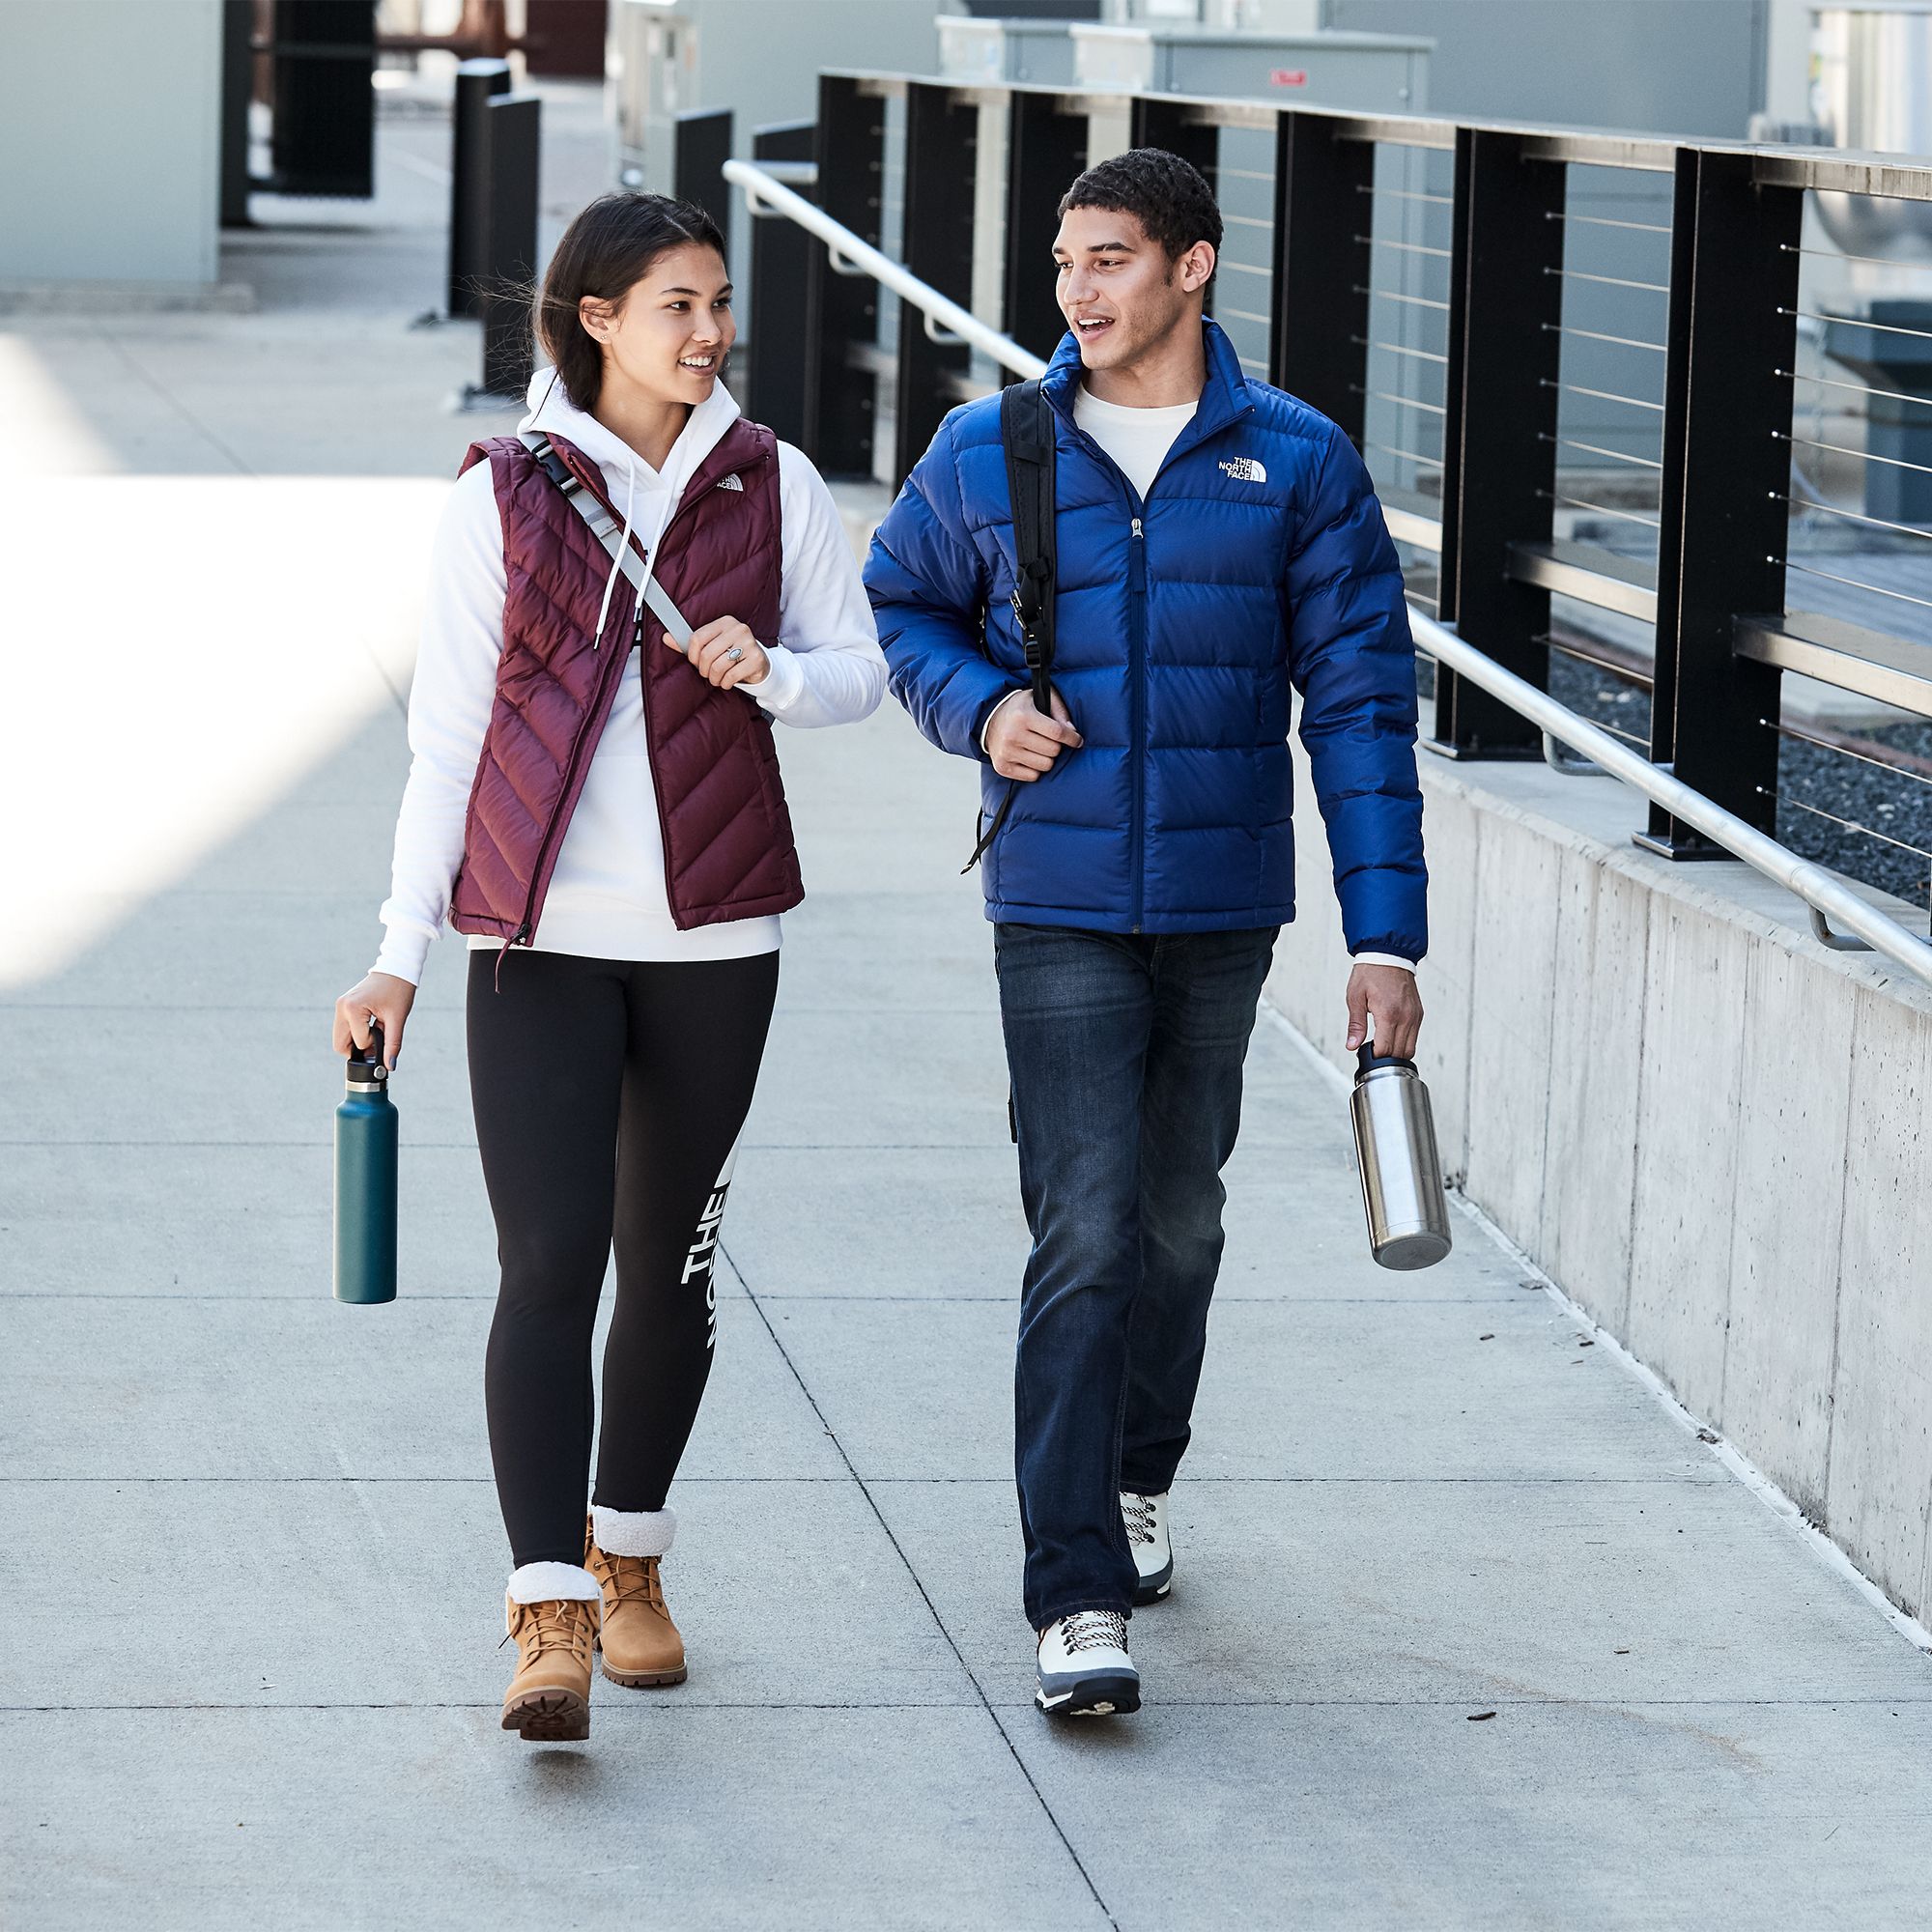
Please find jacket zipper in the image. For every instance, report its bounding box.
[501,440,766,956]
[1049,384,1258,937]
[632,450,766,931]
[506,603,638,955]
[1127,515,1147,933]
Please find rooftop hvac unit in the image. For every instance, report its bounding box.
[939,15,1086,85]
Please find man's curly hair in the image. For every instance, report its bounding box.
[1058,148,1222,285]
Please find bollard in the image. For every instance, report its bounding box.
[747,120,815,443]
[673,108,734,262]
[456,94,543,408]
[449,58,513,319]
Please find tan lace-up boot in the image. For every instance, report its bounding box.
[585,1512,687,1688]
[500,1593,598,1741]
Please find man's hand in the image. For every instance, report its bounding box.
[986,689,1083,781]
[1345,961,1422,1060]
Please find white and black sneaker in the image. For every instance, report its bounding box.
[1122,1490,1173,1605]
[1035,1610,1140,1718]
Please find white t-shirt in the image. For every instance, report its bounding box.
[1071,384,1198,501]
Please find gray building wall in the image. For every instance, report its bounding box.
[1323,0,1770,136]
[0,0,223,288]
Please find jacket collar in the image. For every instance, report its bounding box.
[1039,314,1255,455]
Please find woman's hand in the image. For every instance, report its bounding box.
[333,972,416,1070]
[683,615,770,692]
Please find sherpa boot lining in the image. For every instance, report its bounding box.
[592,1504,677,1559]
[506,1561,602,1618]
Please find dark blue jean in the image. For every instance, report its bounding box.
[993,922,1280,1630]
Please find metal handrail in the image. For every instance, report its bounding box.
[724,157,1047,383]
[727,154,1932,988]
[1413,608,1932,985]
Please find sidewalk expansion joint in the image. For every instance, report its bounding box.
[721,1236,1122,1932]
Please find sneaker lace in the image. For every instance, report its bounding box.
[1121,1492,1158,1548]
[1061,1609,1128,1656]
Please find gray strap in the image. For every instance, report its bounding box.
[520,432,695,651]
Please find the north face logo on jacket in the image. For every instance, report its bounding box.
[1218,456,1267,483]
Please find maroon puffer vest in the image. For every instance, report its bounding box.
[448,419,804,947]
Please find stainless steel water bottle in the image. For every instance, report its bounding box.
[1349,1038,1453,1271]
[334,1024,397,1305]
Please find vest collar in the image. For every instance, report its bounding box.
[519,366,746,507]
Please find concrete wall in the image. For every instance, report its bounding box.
[1267,744,1932,1625]
[0,0,222,288]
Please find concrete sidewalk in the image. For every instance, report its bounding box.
[7,85,1932,1932]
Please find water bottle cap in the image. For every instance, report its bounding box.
[1356,1037,1415,1076]
[346,1023,389,1093]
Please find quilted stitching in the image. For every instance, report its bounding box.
[448,424,801,940]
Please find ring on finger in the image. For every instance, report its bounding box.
[724,645,744,665]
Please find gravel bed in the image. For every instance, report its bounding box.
[1412,652,1932,914]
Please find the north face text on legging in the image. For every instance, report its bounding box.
[682,1184,730,1348]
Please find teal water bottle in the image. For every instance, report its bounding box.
[334,1024,397,1305]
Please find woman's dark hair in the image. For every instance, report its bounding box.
[533,192,728,411]
[1058,149,1222,286]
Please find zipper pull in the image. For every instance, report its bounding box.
[1131,517,1143,539]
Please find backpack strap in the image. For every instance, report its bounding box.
[1001,378,1058,716]
[964,380,1060,875]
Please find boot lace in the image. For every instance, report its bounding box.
[510,1597,596,1667]
[1060,1610,1128,1656]
[600,1550,668,1620]
[1121,1492,1158,1548]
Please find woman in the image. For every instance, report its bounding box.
[331,194,885,1744]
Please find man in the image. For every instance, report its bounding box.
[864,150,1426,1719]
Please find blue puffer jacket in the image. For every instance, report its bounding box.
[863,319,1427,957]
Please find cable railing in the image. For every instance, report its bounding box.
[1413,609,1932,980]
[721,152,1932,988]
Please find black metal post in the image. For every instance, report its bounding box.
[1269,111,1372,444]
[1638,149,1804,854]
[1005,90,1088,369]
[219,0,254,228]
[895,82,978,487]
[1129,96,1217,192]
[673,108,733,256]
[1129,97,1216,317]
[746,121,817,444]
[476,95,542,404]
[449,58,512,318]
[267,0,376,199]
[806,75,885,478]
[1431,128,1565,757]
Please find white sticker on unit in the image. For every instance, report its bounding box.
[1219,457,1267,484]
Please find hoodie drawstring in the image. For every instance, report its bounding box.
[590,460,639,652]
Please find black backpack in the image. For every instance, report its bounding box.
[965,377,1059,872]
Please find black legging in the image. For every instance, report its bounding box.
[467,947,780,1568]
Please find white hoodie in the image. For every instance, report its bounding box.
[373,371,886,983]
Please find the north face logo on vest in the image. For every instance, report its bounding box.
[1219,456,1267,483]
